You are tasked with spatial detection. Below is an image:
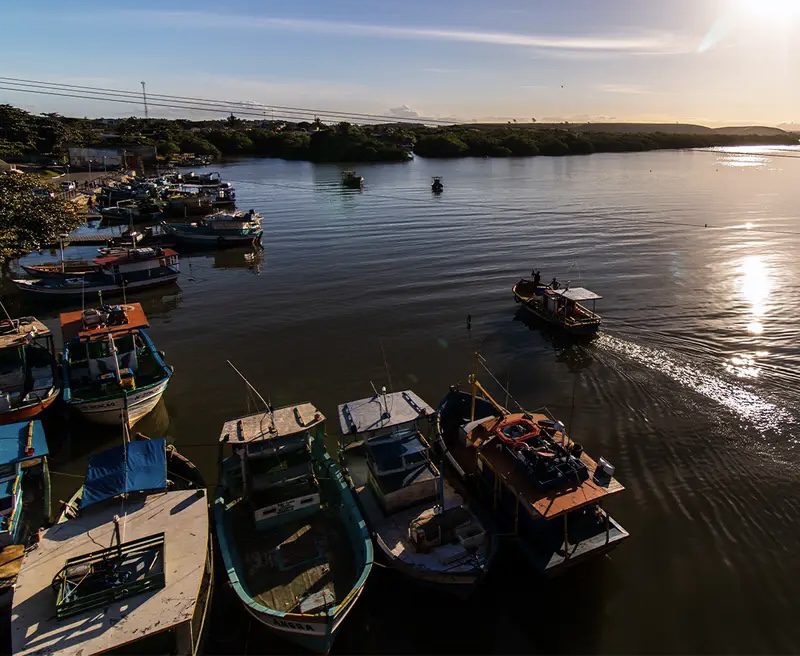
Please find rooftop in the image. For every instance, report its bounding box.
[0,317,51,350]
[60,303,149,342]
[549,287,602,302]
[219,402,325,443]
[12,488,208,656]
[0,421,49,466]
[338,390,433,435]
[94,247,177,266]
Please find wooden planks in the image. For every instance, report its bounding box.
[219,403,325,442]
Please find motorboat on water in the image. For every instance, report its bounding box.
[341,171,364,189]
[162,209,262,247]
[513,276,602,336]
[338,388,493,595]
[215,399,372,652]
[98,199,164,223]
[60,303,174,426]
[436,360,628,575]
[0,317,58,424]
[11,437,212,656]
[431,176,444,193]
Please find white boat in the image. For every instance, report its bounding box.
[60,303,173,426]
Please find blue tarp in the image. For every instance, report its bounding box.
[0,421,49,466]
[82,438,167,508]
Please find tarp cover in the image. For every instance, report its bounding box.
[82,438,167,508]
[0,421,49,466]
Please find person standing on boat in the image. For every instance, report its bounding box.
[532,270,541,287]
[551,277,559,290]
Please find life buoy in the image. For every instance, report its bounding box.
[493,417,541,450]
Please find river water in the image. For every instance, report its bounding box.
[6,146,800,653]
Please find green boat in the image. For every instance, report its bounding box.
[214,401,372,653]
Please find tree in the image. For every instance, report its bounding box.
[0,173,83,261]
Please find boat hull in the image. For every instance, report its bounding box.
[67,375,171,426]
[13,272,179,297]
[20,264,98,279]
[0,390,59,425]
[171,231,262,247]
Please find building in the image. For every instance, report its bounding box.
[68,146,157,170]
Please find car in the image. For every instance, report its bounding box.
[32,187,55,199]
[60,181,76,191]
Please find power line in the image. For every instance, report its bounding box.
[0,75,456,125]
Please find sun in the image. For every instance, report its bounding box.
[736,0,800,22]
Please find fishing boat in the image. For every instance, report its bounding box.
[98,199,163,223]
[215,396,372,652]
[513,276,602,336]
[341,171,364,189]
[338,388,492,595]
[0,317,58,424]
[20,260,99,278]
[435,361,628,575]
[60,303,174,426]
[162,209,263,247]
[431,176,444,193]
[11,437,213,656]
[0,420,50,549]
[12,247,180,298]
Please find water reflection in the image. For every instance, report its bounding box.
[739,254,771,335]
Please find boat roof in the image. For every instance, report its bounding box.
[94,247,177,266]
[82,438,167,508]
[0,317,50,349]
[219,402,324,443]
[338,390,433,435]
[11,488,208,656]
[60,303,150,342]
[550,287,602,302]
[0,421,49,466]
[466,412,623,519]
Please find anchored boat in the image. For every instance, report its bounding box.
[341,171,364,189]
[13,247,180,298]
[0,317,58,425]
[215,400,372,653]
[11,437,213,656]
[436,363,628,575]
[431,176,444,193]
[60,303,174,426]
[98,199,164,223]
[338,388,493,594]
[513,277,602,336]
[163,209,263,247]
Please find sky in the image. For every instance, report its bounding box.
[1,0,799,127]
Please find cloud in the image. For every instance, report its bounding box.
[388,104,420,119]
[118,10,693,55]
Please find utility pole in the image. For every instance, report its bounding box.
[140,81,149,118]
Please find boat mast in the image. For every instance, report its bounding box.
[226,360,276,433]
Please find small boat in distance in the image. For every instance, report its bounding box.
[13,247,180,298]
[163,209,263,247]
[431,176,444,193]
[338,388,492,595]
[342,170,364,189]
[513,276,602,336]
[0,317,59,425]
[60,303,174,426]
[215,395,372,653]
[12,437,213,656]
[436,361,628,575]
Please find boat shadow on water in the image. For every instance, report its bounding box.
[513,307,596,373]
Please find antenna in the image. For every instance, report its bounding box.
[379,340,394,393]
[140,81,149,118]
[226,360,275,432]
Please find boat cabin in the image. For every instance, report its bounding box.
[11,439,211,656]
[543,286,601,322]
[0,421,49,547]
[94,247,179,278]
[219,403,325,531]
[0,318,55,418]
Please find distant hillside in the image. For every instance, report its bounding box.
[470,122,791,136]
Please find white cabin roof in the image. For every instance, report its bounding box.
[338,390,433,435]
[11,489,209,656]
[219,403,324,443]
[551,287,602,302]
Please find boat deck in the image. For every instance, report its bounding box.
[464,413,624,519]
[11,489,208,656]
[0,319,51,350]
[226,498,355,613]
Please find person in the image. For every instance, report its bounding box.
[533,270,541,287]
[551,277,559,290]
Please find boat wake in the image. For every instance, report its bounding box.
[595,334,796,436]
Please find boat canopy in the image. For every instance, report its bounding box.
[338,390,433,435]
[94,247,178,266]
[0,421,48,466]
[81,438,167,508]
[0,318,50,350]
[60,303,150,342]
[551,287,602,302]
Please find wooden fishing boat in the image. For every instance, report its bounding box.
[60,303,174,426]
[12,247,180,297]
[163,209,262,247]
[215,402,372,653]
[513,277,602,336]
[338,389,493,595]
[0,420,50,549]
[431,176,444,193]
[435,364,628,575]
[20,261,99,278]
[341,171,364,189]
[0,318,58,425]
[98,199,163,223]
[11,437,213,656]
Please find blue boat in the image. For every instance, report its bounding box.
[0,420,50,548]
[163,210,262,247]
[215,401,372,653]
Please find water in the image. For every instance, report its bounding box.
[7,147,800,653]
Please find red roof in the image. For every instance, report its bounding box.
[60,303,150,342]
[94,248,178,266]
